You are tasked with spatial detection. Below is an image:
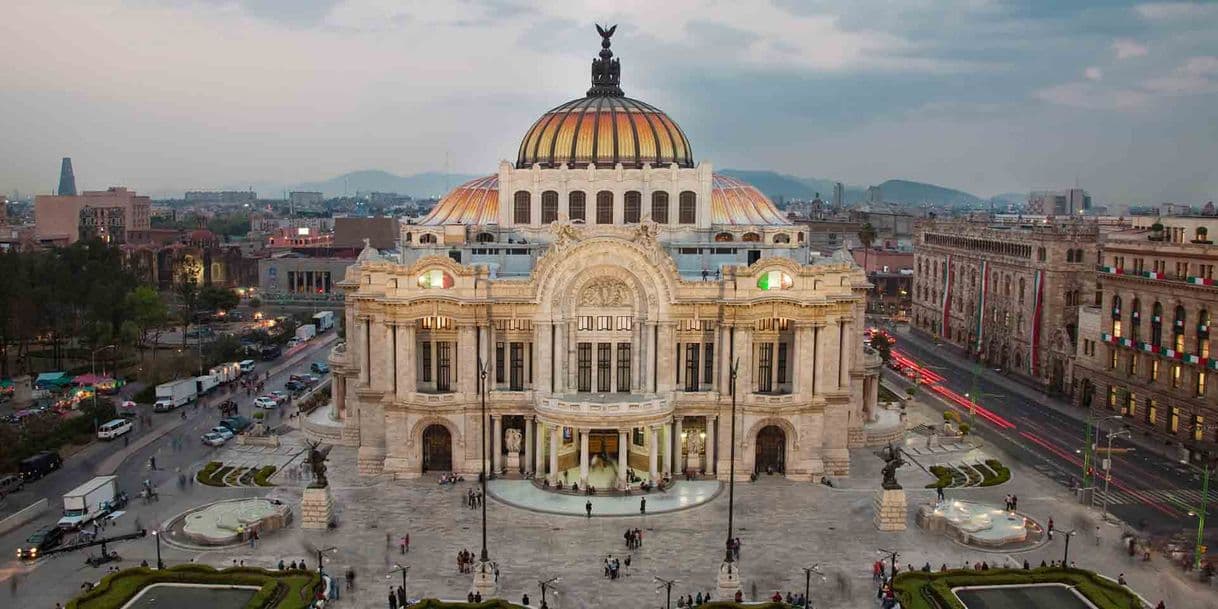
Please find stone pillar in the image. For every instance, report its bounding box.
[618,429,629,487]
[331,374,347,420]
[536,322,553,394]
[648,426,660,480]
[359,318,371,385]
[719,323,733,395]
[706,416,716,475]
[579,429,590,486]
[524,417,535,474]
[736,327,753,397]
[662,421,672,475]
[657,323,676,393]
[672,417,684,474]
[549,426,560,484]
[631,322,643,391]
[817,320,837,394]
[640,321,654,393]
[553,322,566,393]
[492,415,503,474]
[458,324,478,395]
[840,320,853,388]
[397,324,415,400]
[793,323,813,397]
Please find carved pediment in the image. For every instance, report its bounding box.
[579,276,632,307]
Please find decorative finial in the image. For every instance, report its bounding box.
[587,24,623,97]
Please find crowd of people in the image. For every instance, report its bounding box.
[623,528,643,550]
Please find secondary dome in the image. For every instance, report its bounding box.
[516,24,693,170]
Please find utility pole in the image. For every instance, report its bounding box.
[1061,529,1076,565]
[1099,430,1130,521]
[801,564,823,609]
[878,548,899,579]
[1193,464,1210,571]
[537,576,559,609]
[655,576,676,609]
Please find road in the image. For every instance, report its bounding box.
[886,324,1215,547]
[0,336,334,581]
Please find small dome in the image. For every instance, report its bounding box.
[711,175,790,226]
[419,175,499,226]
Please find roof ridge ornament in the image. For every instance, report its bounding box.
[587,24,623,97]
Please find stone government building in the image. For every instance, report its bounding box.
[323,31,881,485]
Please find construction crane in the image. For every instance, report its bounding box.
[42,529,148,567]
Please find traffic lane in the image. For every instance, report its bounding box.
[893,337,1196,492]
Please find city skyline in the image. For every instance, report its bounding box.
[2,1,1216,205]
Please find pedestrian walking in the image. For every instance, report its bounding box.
[640,497,646,514]
[389,587,398,609]
[396,585,406,607]
[585,500,592,518]
[936,486,944,502]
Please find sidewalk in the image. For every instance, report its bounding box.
[92,334,337,476]
[896,326,1192,469]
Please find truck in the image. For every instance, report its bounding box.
[313,310,334,332]
[210,362,241,383]
[58,476,118,529]
[153,379,197,412]
[195,374,220,395]
[19,451,63,481]
[295,324,317,342]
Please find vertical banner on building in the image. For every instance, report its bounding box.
[1029,269,1045,376]
[974,260,989,355]
[940,255,952,338]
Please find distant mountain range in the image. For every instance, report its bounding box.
[290,170,480,199]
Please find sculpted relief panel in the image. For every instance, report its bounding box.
[579,276,632,307]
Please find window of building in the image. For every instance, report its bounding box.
[651,191,669,223]
[704,342,714,387]
[596,191,613,224]
[541,191,558,224]
[436,342,451,392]
[776,342,789,385]
[616,343,631,392]
[1170,407,1180,433]
[757,270,794,291]
[1151,302,1163,345]
[1147,398,1157,424]
[1123,391,1137,417]
[419,233,437,244]
[1037,247,1046,262]
[1107,385,1117,409]
[1199,309,1211,358]
[757,343,774,393]
[1151,359,1160,382]
[1198,371,1208,398]
[678,191,696,224]
[417,269,454,289]
[509,342,524,391]
[1193,414,1205,441]
[1173,304,1187,351]
[1109,348,1117,370]
[633,428,645,446]
[569,191,586,222]
[597,343,612,391]
[1127,353,1136,376]
[742,232,761,242]
[577,343,592,392]
[624,191,641,223]
[513,191,531,224]
[1172,363,1182,388]
[684,343,700,392]
[420,341,432,383]
[495,342,505,384]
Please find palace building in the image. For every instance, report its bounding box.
[323,29,880,486]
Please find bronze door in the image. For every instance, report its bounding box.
[755,425,785,474]
[422,424,452,472]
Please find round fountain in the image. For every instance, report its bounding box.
[169,498,292,547]
[916,500,1041,549]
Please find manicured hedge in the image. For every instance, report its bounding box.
[66,564,319,609]
[892,567,1144,609]
[254,465,277,487]
[404,602,789,609]
[980,459,1011,487]
[926,465,953,489]
[196,461,225,486]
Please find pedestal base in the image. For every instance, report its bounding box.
[685,454,702,474]
[301,486,333,529]
[505,453,521,475]
[874,489,907,531]
[11,375,32,408]
[470,559,497,597]
[716,559,742,601]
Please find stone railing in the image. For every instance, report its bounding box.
[538,395,672,426]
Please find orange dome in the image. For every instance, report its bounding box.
[517,96,693,169]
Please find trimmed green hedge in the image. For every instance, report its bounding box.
[196,461,222,486]
[927,465,953,489]
[893,568,1145,609]
[404,602,789,609]
[253,465,277,487]
[66,564,320,609]
[980,459,1011,487]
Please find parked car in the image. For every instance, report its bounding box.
[19,451,62,481]
[0,473,25,498]
[209,426,235,441]
[254,396,278,409]
[284,380,305,392]
[17,525,65,560]
[219,416,253,434]
[269,391,289,404]
[311,361,330,374]
[201,432,228,447]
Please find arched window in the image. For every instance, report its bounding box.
[419,233,437,244]
[742,232,761,242]
[651,191,669,224]
[513,191,531,224]
[1199,309,1211,358]
[1004,276,1011,297]
[1129,298,1141,340]
[797,232,804,243]
[714,232,734,242]
[773,234,790,244]
[757,270,793,290]
[541,191,559,224]
[1019,277,1026,302]
[568,191,586,222]
[475,232,495,243]
[1111,294,1123,337]
[623,191,641,223]
[678,191,697,224]
[1174,305,1187,351]
[596,191,613,224]
[417,269,454,289]
[1151,302,1164,345]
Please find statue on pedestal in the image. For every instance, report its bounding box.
[878,443,906,490]
[307,441,331,489]
[505,429,522,454]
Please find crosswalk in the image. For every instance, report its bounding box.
[1093,487,1216,509]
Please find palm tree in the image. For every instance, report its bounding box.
[858,222,877,274]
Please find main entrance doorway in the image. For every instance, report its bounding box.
[754,425,785,474]
[421,424,452,472]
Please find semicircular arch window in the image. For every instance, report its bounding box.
[757,270,794,291]
[417,269,455,289]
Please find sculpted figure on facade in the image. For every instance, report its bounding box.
[579,276,631,307]
[504,428,523,453]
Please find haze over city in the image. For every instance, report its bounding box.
[3,1,1217,205]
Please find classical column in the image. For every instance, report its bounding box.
[792,323,813,397]
[333,374,347,419]
[736,326,754,397]
[566,320,578,392]
[534,421,545,475]
[579,429,590,486]
[705,416,716,475]
[553,322,566,393]
[672,417,684,474]
[639,321,654,393]
[549,426,560,484]
[648,426,660,481]
[631,321,643,392]
[379,320,394,392]
[536,322,553,394]
[816,320,837,394]
[657,323,676,393]
[524,417,535,474]
[457,324,478,395]
[662,421,672,475]
[839,320,853,388]
[359,318,370,385]
[492,415,503,474]
[618,429,629,487]
[397,323,416,400]
[719,323,733,395]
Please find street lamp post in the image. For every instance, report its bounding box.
[878,548,899,580]
[963,391,1005,428]
[92,344,116,376]
[389,564,408,595]
[1061,529,1076,565]
[802,564,822,609]
[714,358,742,600]
[655,576,676,609]
[317,546,336,577]
[1099,429,1131,521]
[472,358,495,596]
[151,529,164,569]
[537,576,559,609]
[1082,415,1123,494]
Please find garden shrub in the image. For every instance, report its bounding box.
[893,567,1145,609]
[253,465,277,487]
[926,465,953,489]
[65,564,318,609]
[980,459,1011,486]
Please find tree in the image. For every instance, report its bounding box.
[199,286,239,313]
[869,332,893,363]
[126,286,169,362]
[857,222,877,276]
[174,258,202,347]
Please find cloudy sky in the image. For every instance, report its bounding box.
[2,1,1217,205]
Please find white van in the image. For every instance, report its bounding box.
[97,418,133,440]
[239,360,256,373]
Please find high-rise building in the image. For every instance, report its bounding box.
[867,185,882,204]
[34,187,151,245]
[1027,188,1092,216]
[184,190,257,204]
[832,182,844,208]
[57,157,76,196]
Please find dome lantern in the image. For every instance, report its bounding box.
[587,24,624,97]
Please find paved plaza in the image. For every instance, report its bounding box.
[5,395,1216,609]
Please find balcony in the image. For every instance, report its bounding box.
[1096,265,1216,290]
[537,393,673,428]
